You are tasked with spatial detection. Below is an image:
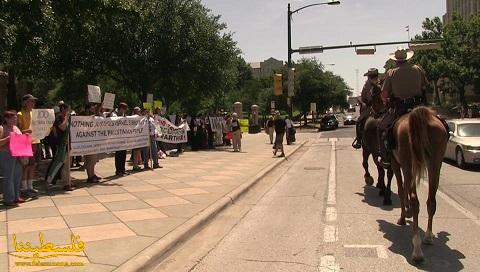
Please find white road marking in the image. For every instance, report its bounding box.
[319,255,339,272]
[325,207,337,222]
[421,180,480,226]
[344,245,389,259]
[327,140,337,205]
[323,225,338,243]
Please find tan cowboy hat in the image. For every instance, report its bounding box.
[389,47,414,61]
[363,68,379,77]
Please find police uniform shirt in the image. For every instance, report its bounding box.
[382,63,428,100]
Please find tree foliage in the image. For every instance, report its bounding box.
[1,0,241,113]
[412,15,480,105]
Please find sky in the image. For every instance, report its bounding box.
[201,0,445,96]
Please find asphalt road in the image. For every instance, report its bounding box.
[155,130,480,272]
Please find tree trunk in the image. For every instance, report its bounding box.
[7,70,18,110]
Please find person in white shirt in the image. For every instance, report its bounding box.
[285,116,293,145]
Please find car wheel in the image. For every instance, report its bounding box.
[456,148,466,169]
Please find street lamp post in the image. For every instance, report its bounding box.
[287,1,340,117]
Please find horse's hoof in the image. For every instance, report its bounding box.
[423,231,434,245]
[405,208,413,218]
[412,254,424,264]
[397,218,406,225]
[365,176,374,186]
[383,198,392,206]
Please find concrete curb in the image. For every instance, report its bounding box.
[114,140,308,272]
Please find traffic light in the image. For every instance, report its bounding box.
[273,73,283,96]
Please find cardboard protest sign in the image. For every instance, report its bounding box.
[154,100,162,109]
[31,109,55,141]
[69,116,149,156]
[143,102,152,111]
[87,85,102,103]
[9,133,33,157]
[147,93,154,104]
[103,92,116,110]
[239,119,249,133]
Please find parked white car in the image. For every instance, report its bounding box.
[444,119,480,168]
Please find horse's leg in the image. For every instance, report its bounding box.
[363,148,374,186]
[424,161,441,245]
[392,160,406,225]
[376,163,386,196]
[404,165,423,263]
[383,168,393,206]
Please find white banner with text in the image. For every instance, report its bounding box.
[70,116,149,156]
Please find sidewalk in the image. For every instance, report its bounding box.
[0,132,310,272]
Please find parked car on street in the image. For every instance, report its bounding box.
[444,119,480,168]
[344,115,356,125]
[319,115,339,131]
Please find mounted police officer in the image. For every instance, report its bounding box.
[352,68,379,149]
[378,47,429,167]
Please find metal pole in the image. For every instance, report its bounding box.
[288,4,292,68]
[287,4,293,118]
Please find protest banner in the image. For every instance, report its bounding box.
[31,109,55,142]
[154,117,188,144]
[209,117,224,132]
[87,85,102,103]
[70,116,149,156]
[9,133,33,157]
[103,92,116,110]
[240,119,249,133]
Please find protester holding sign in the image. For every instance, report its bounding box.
[17,94,40,198]
[141,109,161,169]
[83,103,102,183]
[111,102,129,176]
[45,103,72,190]
[0,111,24,206]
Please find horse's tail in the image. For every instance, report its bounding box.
[408,106,434,188]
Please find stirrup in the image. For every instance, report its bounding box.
[378,157,391,168]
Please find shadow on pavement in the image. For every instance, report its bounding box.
[355,185,400,211]
[443,159,480,172]
[378,220,465,271]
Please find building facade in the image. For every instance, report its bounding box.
[249,57,284,79]
[443,0,480,23]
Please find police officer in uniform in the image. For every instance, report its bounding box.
[378,47,429,167]
[352,68,379,149]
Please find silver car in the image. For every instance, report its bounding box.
[444,119,480,168]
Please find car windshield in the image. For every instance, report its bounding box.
[457,123,480,137]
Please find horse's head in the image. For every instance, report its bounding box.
[370,84,385,113]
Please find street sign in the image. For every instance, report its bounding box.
[299,46,324,54]
[310,102,317,113]
[409,42,441,51]
[271,101,275,109]
[356,48,376,55]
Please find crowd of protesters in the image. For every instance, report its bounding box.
[0,94,247,207]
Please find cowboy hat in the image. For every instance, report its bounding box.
[389,47,414,61]
[363,68,379,77]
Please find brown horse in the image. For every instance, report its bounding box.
[390,106,448,263]
[362,84,394,205]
